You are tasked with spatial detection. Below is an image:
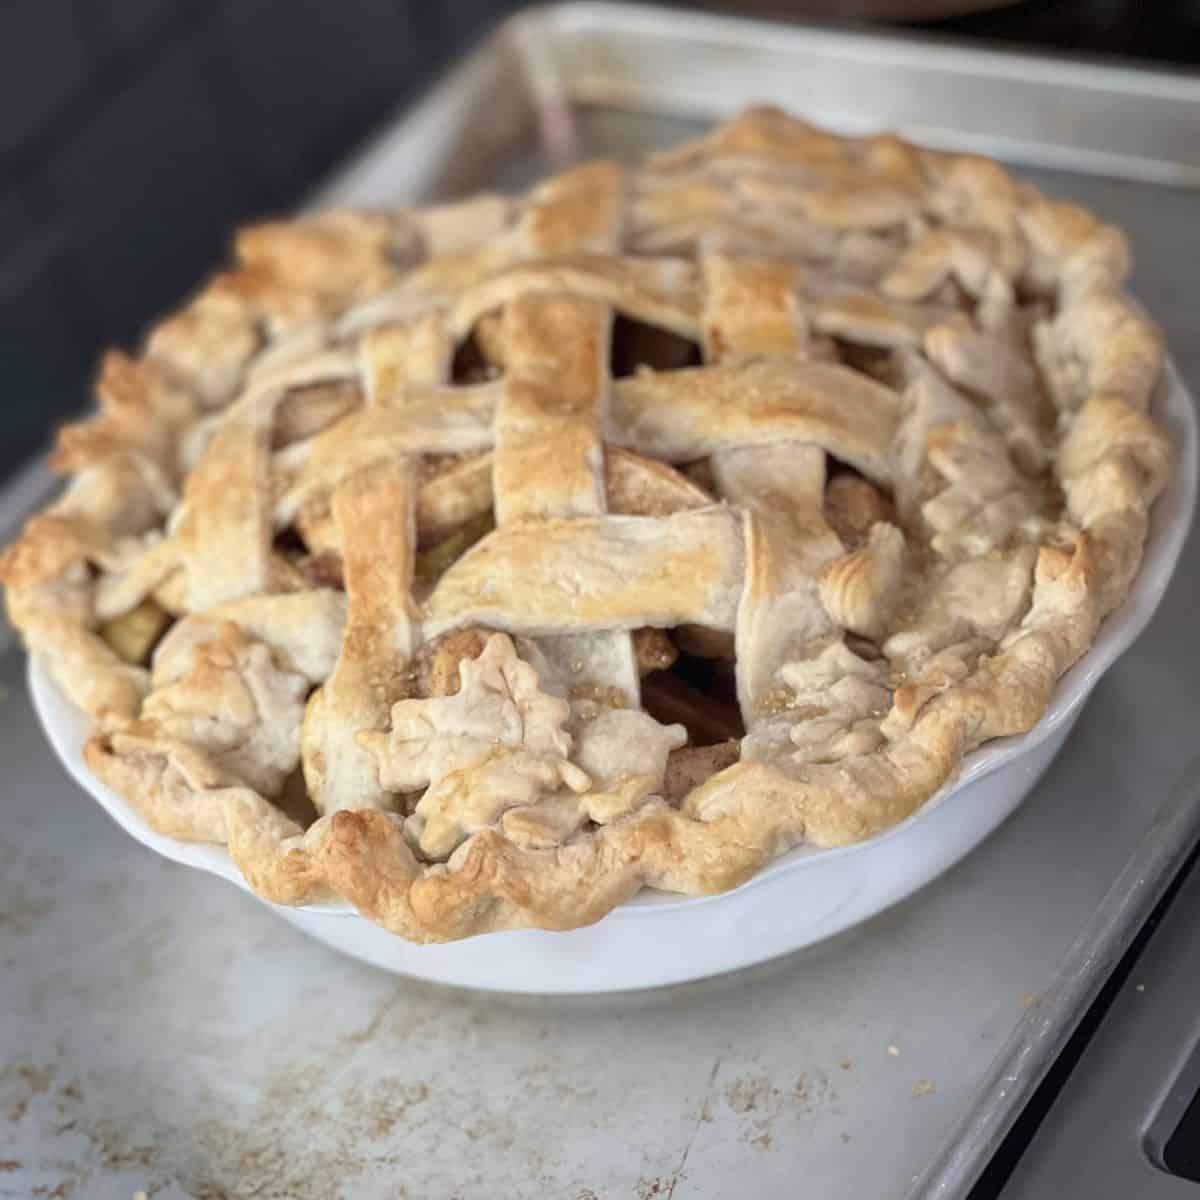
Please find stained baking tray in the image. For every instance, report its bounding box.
[5,5,1200,1198]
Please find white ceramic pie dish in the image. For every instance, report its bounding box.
[27,362,1196,994]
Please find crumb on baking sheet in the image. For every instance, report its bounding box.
[1021,993,1038,1008]
[912,1079,935,1098]
[886,1045,900,1057]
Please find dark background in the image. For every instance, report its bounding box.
[1,0,1197,479]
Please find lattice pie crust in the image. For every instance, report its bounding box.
[2,109,1169,941]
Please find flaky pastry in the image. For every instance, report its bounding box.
[3,109,1170,941]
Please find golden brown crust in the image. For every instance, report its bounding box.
[3,107,1171,942]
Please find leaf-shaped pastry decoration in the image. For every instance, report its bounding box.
[361,632,578,791]
[819,522,906,642]
[360,632,588,859]
[779,639,892,766]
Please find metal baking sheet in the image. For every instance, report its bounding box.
[996,808,1200,1199]
[317,0,1200,207]
[4,5,1200,1198]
